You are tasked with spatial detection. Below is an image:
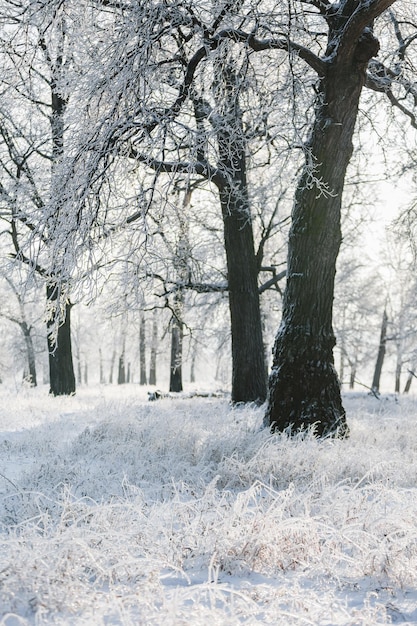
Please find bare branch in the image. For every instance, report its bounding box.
[259,269,287,295]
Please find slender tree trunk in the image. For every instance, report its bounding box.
[99,348,105,384]
[118,342,126,384]
[149,310,157,386]
[46,284,76,396]
[266,21,381,435]
[169,293,183,393]
[190,341,196,383]
[339,351,345,387]
[349,366,356,390]
[403,370,415,394]
[21,322,37,387]
[76,352,82,385]
[139,313,147,385]
[347,350,358,390]
[395,348,402,393]
[109,349,116,384]
[371,309,388,395]
[117,355,125,384]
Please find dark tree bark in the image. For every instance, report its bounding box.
[149,310,158,386]
[190,341,196,383]
[212,63,267,404]
[218,180,266,404]
[139,313,147,385]
[169,294,183,393]
[403,370,415,394]
[44,21,76,397]
[265,1,395,435]
[117,348,126,384]
[21,322,37,387]
[394,352,401,393]
[109,349,116,384]
[371,308,388,395]
[46,284,76,396]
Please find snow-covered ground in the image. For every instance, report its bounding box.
[0,385,416,625]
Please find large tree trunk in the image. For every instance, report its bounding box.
[219,183,266,404]
[213,63,267,404]
[265,20,382,435]
[46,284,76,396]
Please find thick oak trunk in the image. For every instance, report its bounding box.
[265,26,380,435]
[214,65,267,404]
[219,183,266,404]
[46,284,76,396]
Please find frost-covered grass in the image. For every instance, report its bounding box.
[0,385,417,624]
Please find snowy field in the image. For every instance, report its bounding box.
[0,385,417,625]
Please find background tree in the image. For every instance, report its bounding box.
[0,0,78,394]
[45,1,298,404]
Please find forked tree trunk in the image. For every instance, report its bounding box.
[46,284,76,396]
[265,18,383,435]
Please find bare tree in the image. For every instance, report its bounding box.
[0,276,40,386]
[0,0,76,394]
[46,2,295,404]
[265,0,400,436]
